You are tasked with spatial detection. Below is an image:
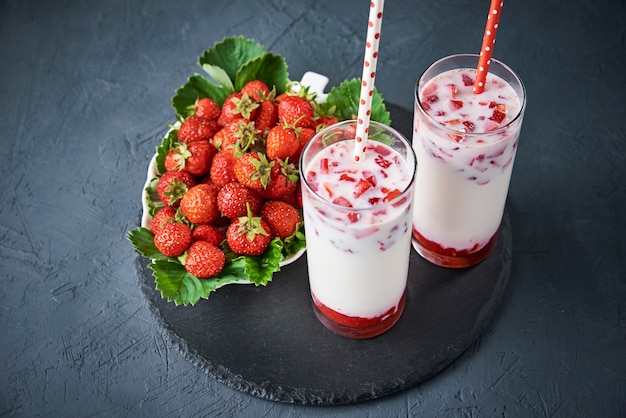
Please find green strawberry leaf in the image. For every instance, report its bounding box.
[199,36,267,85]
[150,259,222,306]
[128,227,172,261]
[235,53,289,94]
[326,78,391,125]
[172,74,231,117]
[145,178,163,217]
[222,238,284,286]
[282,222,306,257]
[247,237,284,285]
[200,64,236,92]
[156,128,178,174]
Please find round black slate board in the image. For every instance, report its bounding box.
[136,104,512,405]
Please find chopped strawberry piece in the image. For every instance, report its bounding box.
[424,94,439,104]
[340,173,356,182]
[470,154,485,166]
[489,109,506,123]
[484,121,500,132]
[369,197,381,205]
[449,100,463,111]
[320,158,329,174]
[369,143,390,156]
[306,172,318,191]
[462,74,474,86]
[446,83,458,98]
[462,121,475,132]
[323,183,334,198]
[347,212,360,223]
[445,119,461,126]
[375,154,392,169]
[363,172,377,187]
[353,179,372,198]
[383,189,402,202]
[355,226,380,238]
[332,196,352,208]
[487,146,506,159]
[447,133,464,143]
[436,110,447,117]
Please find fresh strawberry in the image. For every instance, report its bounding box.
[226,206,272,256]
[293,126,315,163]
[342,124,357,140]
[179,183,220,225]
[260,200,301,240]
[194,97,221,120]
[212,120,259,151]
[253,100,278,135]
[209,147,239,187]
[259,159,298,200]
[164,148,183,172]
[183,241,225,278]
[276,189,300,208]
[156,170,196,207]
[212,214,232,229]
[315,115,339,130]
[217,181,264,219]
[266,125,299,161]
[153,221,192,257]
[191,224,226,246]
[295,183,303,208]
[178,116,220,143]
[165,140,217,177]
[151,206,177,234]
[241,80,270,102]
[234,152,273,191]
[218,92,259,127]
[277,95,315,128]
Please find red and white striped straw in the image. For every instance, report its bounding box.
[354,0,385,162]
[473,0,503,94]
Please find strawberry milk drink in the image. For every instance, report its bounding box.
[412,54,526,268]
[300,121,417,338]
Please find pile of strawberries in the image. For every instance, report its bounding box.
[150,79,339,279]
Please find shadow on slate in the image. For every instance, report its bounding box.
[135,104,512,405]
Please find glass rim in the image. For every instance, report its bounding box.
[299,120,417,213]
[415,53,527,143]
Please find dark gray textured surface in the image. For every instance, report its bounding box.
[1,0,625,416]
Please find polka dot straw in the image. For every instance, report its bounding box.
[473,0,503,94]
[354,0,385,162]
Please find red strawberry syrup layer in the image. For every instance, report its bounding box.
[412,227,498,269]
[311,291,406,339]
[412,66,523,268]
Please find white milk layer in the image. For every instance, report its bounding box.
[412,68,522,251]
[302,140,413,319]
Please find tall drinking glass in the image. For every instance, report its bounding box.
[300,120,417,338]
[412,54,526,268]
